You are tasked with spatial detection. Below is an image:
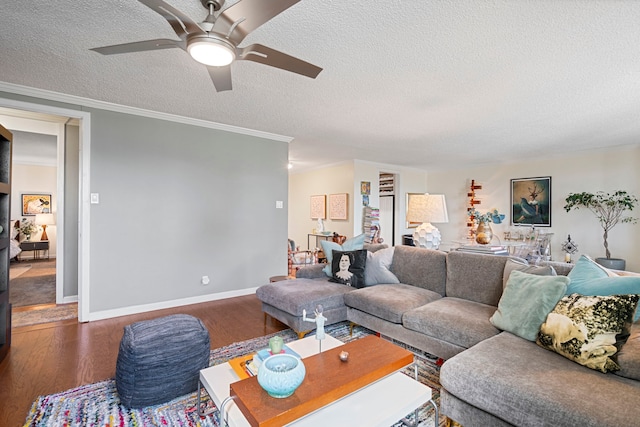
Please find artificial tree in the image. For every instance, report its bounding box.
[564,191,638,265]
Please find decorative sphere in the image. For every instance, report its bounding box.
[257,354,305,398]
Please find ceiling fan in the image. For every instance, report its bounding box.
[90,0,322,92]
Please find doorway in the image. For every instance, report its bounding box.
[379,172,396,246]
[0,105,83,326]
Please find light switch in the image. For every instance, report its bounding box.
[90,193,99,204]
[276,201,284,209]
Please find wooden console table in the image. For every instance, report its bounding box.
[19,240,49,261]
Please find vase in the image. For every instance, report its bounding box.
[24,234,31,241]
[257,354,305,398]
[475,222,493,245]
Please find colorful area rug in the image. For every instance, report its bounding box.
[24,322,443,427]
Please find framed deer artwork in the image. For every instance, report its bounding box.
[510,176,551,226]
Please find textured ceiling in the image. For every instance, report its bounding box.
[1,0,639,172]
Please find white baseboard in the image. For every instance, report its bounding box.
[61,295,78,304]
[84,288,258,322]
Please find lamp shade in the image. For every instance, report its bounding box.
[406,194,449,224]
[35,213,55,226]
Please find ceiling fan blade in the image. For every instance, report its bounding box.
[138,0,205,38]
[208,65,233,92]
[239,44,322,79]
[90,39,185,55]
[213,0,300,45]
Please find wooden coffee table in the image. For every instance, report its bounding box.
[198,334,435,427]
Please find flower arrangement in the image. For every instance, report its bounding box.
[18,218,37,237]
[468,208,505,224]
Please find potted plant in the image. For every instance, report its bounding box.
[564,191,638,270]
[18,218,37,241]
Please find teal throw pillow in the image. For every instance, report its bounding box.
[567,255,640,321]
[567,255,612,282]
[490,270,570,341]
[321,234,366,277]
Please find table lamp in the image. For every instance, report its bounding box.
[406,194,449,249]
[35,213,55,241]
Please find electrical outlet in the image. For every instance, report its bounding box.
[276,200,283,209]
[201,276,210,285]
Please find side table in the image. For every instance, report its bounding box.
[18,240,50,261]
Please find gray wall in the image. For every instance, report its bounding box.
[0,91,289,315]
[64,123,79,298]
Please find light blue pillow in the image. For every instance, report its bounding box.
[567,255,611,282]
[364,247,399,286]
[490,270,570,341]
[567,255,640,321]
[320,234,366,277]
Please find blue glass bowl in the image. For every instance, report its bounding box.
[257,354,306,398]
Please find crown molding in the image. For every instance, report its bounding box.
[0,82,293,143]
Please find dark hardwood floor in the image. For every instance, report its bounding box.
[0,294,287,427]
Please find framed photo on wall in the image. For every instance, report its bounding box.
[329,193,348,220]
[21,193,52,216]
[310,195,326,219]
[510,177,551,226]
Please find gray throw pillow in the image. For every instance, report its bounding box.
[502,258,557,289]
[490,270,569,341]
[614,321,640,380]
[364,247,399,286]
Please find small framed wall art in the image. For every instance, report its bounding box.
[329,193,348,220]
[22,193,52,216]
[510,176,552,226]
[310,195,326,219]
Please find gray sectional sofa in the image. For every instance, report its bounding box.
[255,245,640,426]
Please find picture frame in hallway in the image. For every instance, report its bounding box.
[510,177,551,226]
[21,193,52,216]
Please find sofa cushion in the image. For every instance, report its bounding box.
[320,234,366,276]
[343,284,441,324]
[490,270,569,341]
[389,246,447,295]
[446,251,508,306]
[364,247,399,286]
[567,255,640,321]
[256,279,354,316]
[328,249,367,288]
[441,331,640,427]
[537,293,639,373]
[616,321,640,381]
[403,297,500,349]
[502,258,557,289]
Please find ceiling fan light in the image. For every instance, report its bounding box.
[188,37,235,67]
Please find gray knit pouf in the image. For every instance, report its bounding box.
[115,314,211,408]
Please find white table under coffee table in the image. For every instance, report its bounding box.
[198,334,436,427]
